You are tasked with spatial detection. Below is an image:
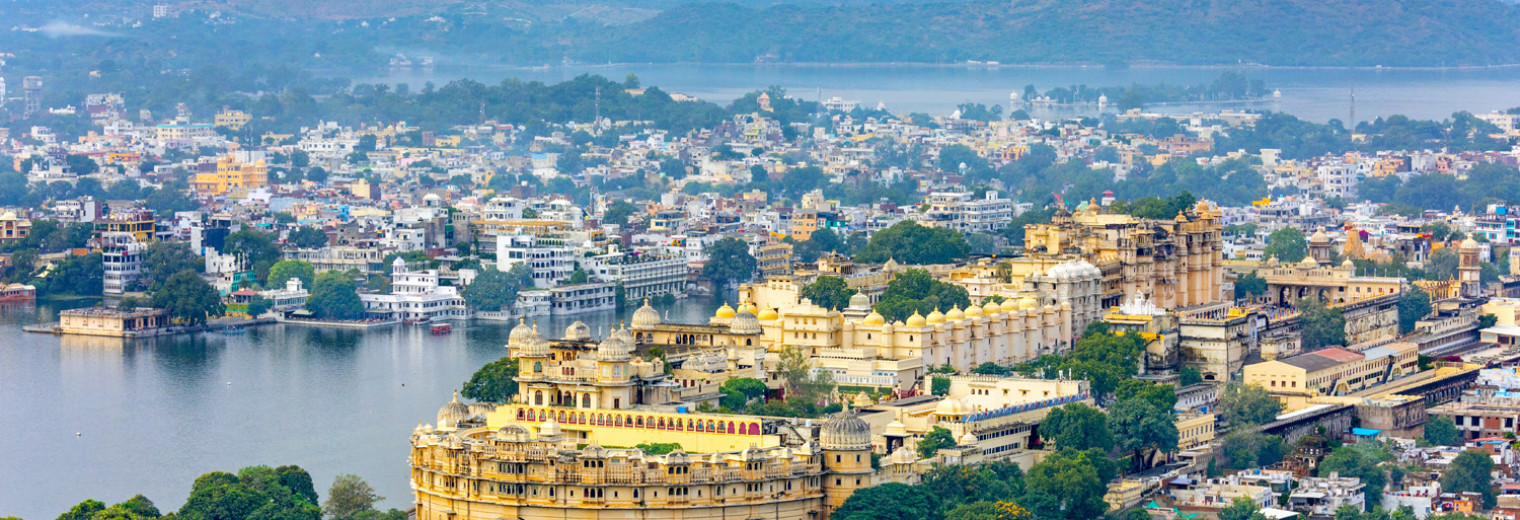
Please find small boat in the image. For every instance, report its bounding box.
[220,325,246,335]
[0,283,36,302]
[430,324,452,335]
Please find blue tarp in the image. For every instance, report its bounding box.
[1351,428,1382,436]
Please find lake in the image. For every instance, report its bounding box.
[0,296,727,520]
[364,63,1520,124]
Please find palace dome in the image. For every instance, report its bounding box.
[1298,256,1319,267]
[945,306,965,321]
[740,301,759,316]
[715,302,736,319]
[1000,299,1018,312]
[958,432,980,446]
[820,410,871,451]
[1019,296,1039,310]
[983,301,1002,315]
[730,306,763,335]
[863,311,886,326]
[848,292,871,310]
[964,304,983,318]
[564,320,591,341]
[758,307,780,321]
[631,298,661,329]
[597,333,632,361]
[1461,237,1480,250]
[539,417,563,438]
[437,390,470,429]
[926,309,946,324]
[508,317,536,348]
[905,311,926,327]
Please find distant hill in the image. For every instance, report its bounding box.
[5,0,1520,68]
[575,0,1520,66]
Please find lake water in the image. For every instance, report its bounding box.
[364,63,1520,124]
[0,296,726,520]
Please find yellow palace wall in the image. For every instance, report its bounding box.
[488,404,782,452]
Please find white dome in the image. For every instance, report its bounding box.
[436,390,469,429]
[820,410,871,451]
[958,432,979,446]
[597,333,631,362]
[631,298,661,330]
[564,320,591,341]
[730,306,762,335]
[539,418,562,438]
[847,292,871,310]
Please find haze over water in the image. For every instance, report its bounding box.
[0,297,725,520]
[366,63,1520,124]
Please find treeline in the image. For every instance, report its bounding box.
[33,465,403,520]
[1021,72,1270,108]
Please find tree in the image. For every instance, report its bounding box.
[1235,272,1267,300]
[144,241,203,290]
[854,220,969,265]
[1117,380,1178,411]
[57,499,107,520]
[223,229,282,284]
[1479,314,1498,329]
[1220,428,1287,469]
[268,260,317,290]
[288,227,329,248]
[635,442,683,455]
[246,296,273,317]
[92,495,162,520]
[1426,249,1459,281]
[1441,450,1495,507]
[1109,395,1179,471]
[151,270,225,325]
[800,276,857,311]
[944,502,1033,520]
[1024,448,1110,520]
[1423,416,1460,447]
[1299,296,1347,349]
[777,344,834,404]
[324,474,382,520]
[566,264,589,284]
[602,200,638,227]
[306,271,365,320]
[1040,403,1113,451]
[874,268,972,323]
[833,483,939,520]
[917,426,958,459]
[1180,366,1203,387]
[1218,496,1261,520]
[178,466,320,520]
[1398,286,1433,334]
[1319,443,1394,500]
[461,356,520,403]
[43,253,104,296]
[719,377,768,410]
[462,265,530,312]
[1264,228,1308,263]
[701,237,756,289]
[1219,383,1283,426]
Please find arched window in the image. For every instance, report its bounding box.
[534,391,544,406]
[533,361,542,373]
[582,395,591,408]
[517,408,526,420]
[636,416,644,428]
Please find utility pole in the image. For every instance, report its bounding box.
[1349,88,1356,129]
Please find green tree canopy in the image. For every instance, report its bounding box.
[800,276,857,311]
[287,227,329,249]
[1319,442,1395,500]
[602,200,638,227]
[1398,286,1433,334]
[144,241,203,290]
[461,356,520,403]
[223,229,282,284]
[323,474,381,520]
[719,377,768,410]
[1110,394,1179,471]
[874,268,972,323]
[1299,296,1347,349]
[1024,448,1111,520]
[1235,271,1267,300]
[267,260,316,290]
[462,264,531,312]
[1220,383,1283,426]
[1441,450,1495,507]
[178,465,321,520]
[150,270,225,325]
[917,426,958,459]
[306,271,365,320]
[700,238,757,289]
[854,220,969,265]
[1040,403,1113,452]
[833,482,939,520]
[1264,228,1308,263]
[1422,415,1460,447]
[1220,427,1286,469]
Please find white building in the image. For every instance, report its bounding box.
[1289,473,1366,516]
[359,258,466,321]
[1317,163,1358,200]
[259,277,310,313]
[498,234,577,288]
[924,189,1016,234]
[99,232,144,296]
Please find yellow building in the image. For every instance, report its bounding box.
[1176,413,1217,450]
[214,109,252,130]
[192,154,269,196]
[1021,200,1225,310]
[1242,343,1419,409]
[0,212,31,243]
[411,318,905,520]
[94,209,156,243]
[58,307,167,337]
